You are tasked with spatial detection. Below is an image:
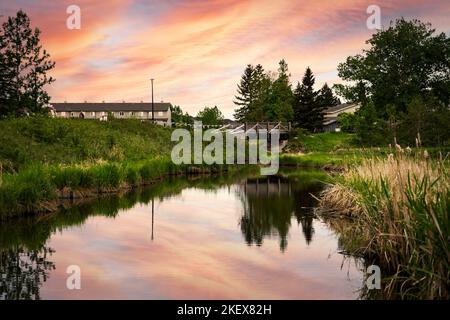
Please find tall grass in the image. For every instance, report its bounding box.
[0,157,239,219]
[320,150,449,299]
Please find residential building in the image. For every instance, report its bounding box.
[323,103,359,132]
[51,102,172,126]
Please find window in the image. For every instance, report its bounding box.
[119,112,124,116]
[70,112,74,117]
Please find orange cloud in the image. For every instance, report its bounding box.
[1,0,449,117]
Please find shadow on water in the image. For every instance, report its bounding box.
[0,168,339,299]
[238,174,324,252]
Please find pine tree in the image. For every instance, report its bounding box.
[233,64,255,122]
[294,67,319,131]
[268,59,294,122]
[313,83,340,131]
[0,10,55,117]
[317,83,340,107]
[248,64,270,121]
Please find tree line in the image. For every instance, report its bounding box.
[335,18,449,147]
[171,105,224,126]
[233,60,340,132]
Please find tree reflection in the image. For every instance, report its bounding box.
[0,246,55,300]
[0,171,260,299]
[239,174,323,251]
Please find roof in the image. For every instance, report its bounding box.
[51,102,171,112]
[323,117,337,126]
[325,103,359,114]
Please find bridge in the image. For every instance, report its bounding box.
[214,122,291,135]
[175,122,291,138]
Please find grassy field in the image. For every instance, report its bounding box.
[0,117,174,172]
[281,131,449,168]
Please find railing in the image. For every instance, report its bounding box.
[173,122,292,134]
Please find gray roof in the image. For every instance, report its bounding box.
[325,103,358,114]
[51,102,171,112]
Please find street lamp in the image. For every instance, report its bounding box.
[150,78,155,122]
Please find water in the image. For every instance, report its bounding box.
[0,170,364,300]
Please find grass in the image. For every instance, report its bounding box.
[319,150,449,299]
[284,130,355,152]
[0,156,245,219]
[281,131,362,168]
[0,167,260,250]
[281,130,448,169]
[0,116,173,172]
[0,117,256,219]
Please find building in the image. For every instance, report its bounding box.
[51,102,172,126]
[323,103,359,132]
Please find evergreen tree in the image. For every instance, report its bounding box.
[249,64,270,121]
[294,67,321,131]
[268,59,294,122]
[317,83,340,107]
[233,64,255,122]
[0,10,55,117]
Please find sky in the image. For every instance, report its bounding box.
[1,0,449,119]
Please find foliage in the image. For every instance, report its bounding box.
[171,105,193,125]
[352,101,387,146]
[234,60,295,122]
[398,96,450,147]
[293,67,318,130]
[0,10,55,117]
[316,83,340,109]
[294,69,341,132]
[267,59,294,122]
[233,64,256,121]
[320,152,450,299]
[196,106,224,125]
[337,112,357,133]
[336,18,450,116]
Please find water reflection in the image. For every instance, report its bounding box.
[0,169,363,300]
[239,175,323,251]
[0,246,55,300]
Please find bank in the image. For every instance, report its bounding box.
[0,117,256,219]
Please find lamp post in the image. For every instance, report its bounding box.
[150,78,155,122]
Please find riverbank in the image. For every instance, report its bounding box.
[0,157,249,219]
[0,117,257,219]
[319,151,449,299]
[280,131,362,169]
[281,131,449,299]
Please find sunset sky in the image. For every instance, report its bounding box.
[1,0,449,118]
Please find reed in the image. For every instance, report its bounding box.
[320,149,449,299]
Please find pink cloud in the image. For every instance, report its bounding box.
[1,0,449,117]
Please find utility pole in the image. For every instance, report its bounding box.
[150,78,155,122]
[151,199,154,241]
